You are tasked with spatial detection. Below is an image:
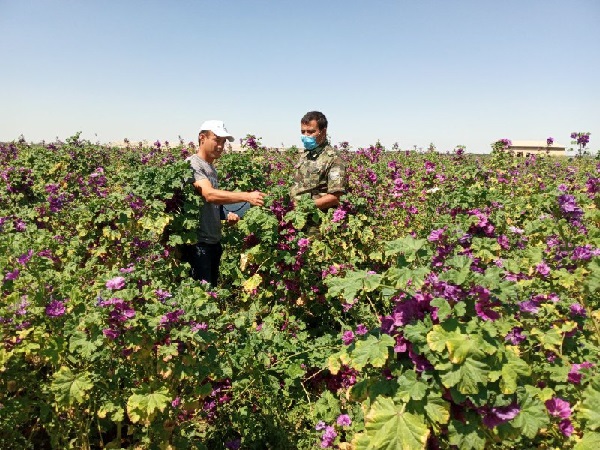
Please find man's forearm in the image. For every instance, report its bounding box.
[315,193,341,210]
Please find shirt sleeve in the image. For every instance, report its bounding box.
[327,156,346,194]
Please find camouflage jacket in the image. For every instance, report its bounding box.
[290,142,346,200]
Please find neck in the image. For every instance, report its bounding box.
[196,148,214,164]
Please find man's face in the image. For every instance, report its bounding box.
[301,119,326,146]
[200,131,227,160]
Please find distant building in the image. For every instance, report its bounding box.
[509,140,566,157]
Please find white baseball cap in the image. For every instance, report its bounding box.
[199,120,234,142]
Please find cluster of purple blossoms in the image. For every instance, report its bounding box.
[571,132,590,148]
[535,261,551,277]
[571,245,600,261]
[315,415,351,448]
[202,379,232,421]
[97,297,136,339]
[569,303,586,317]
[545,397,573,437]
[547,137,554,146]
[341,330,354,345]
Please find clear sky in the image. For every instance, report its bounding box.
[1,0,599,153]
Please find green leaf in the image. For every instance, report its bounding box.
[354,397,430,450]
[448,418,486,450]
[51,366,94,406]
[127,387,171,424]
[350,334,395,371]
[69,331,100,360]
[579,379,600,430]
[430,298,451,321]
[585,260,600,293]
[574,432,600,450]
[440,358,489,394]
[500,355,531,394]
[423,396,450,425]
[512,392,549,439]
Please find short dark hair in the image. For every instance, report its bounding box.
[301,111,328,131]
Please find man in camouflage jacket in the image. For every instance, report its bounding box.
[290,111,346,210]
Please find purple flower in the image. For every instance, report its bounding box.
[119,265,135,273]
[4,269,20,281]
[332,207,346,223]
[106,276,126,290]
[342,330,355,345]
[428,228,445,242]
[320,425,337,448]
[505,327,526,345]
[558,419,573,437]
[17,250,34,266]
[545,397,571,418]
[568,362,594,384]
[535,262,550,277]
[45,300,66,317]
[336,414,352,427]
[103,328,120,339]
[297,238,310,249]
[356,324,368,335]
[547,137,554,146]
[481,403,520,428]
[160,309,185,326]
[519,300,539,314]
[557,194,584,222]
[570,303,586,317]
[155,289,172,301]
[315,421,327,431]
[171,397,181,408]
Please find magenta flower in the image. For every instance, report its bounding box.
[46,300,66,317]
[535,262,550,277]
[547,137,554,146]
[315,421,326,431]
[356,324,368,335]
[297,238,310,249]
[336,414,352,427]
[17,250,34,266]
[558,419,574,437]
[342,330,355,345]
[570,303,586,317]
[545,397,571,418]
[103,328,120,339]
[4,269,20,281]
[481,403,520,428]
[568,362,594,384]
[155,288,172,301]
[320,425,337,448]
[332,208,346,223]
[106,276,126,290]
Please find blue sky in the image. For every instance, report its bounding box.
[1,0,599,153]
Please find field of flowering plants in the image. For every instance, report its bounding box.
[1,133,600,449]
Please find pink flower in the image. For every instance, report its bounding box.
[356,324,368,335]
[558,419,573,437]
[568,362,594,384]
[106,276,126,290]
[545,397,571,418]
[342,331,355,345]
[336,414,352,427]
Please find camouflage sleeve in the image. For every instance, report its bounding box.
[327,155,346,194]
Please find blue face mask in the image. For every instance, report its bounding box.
[301,135,318,150]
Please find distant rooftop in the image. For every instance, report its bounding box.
[510,140,566,149]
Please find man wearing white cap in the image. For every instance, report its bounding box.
[186,120,266,286]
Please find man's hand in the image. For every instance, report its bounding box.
[226,212,240,225]
[246,191,266,206]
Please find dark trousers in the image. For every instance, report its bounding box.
[183,242,223,287]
